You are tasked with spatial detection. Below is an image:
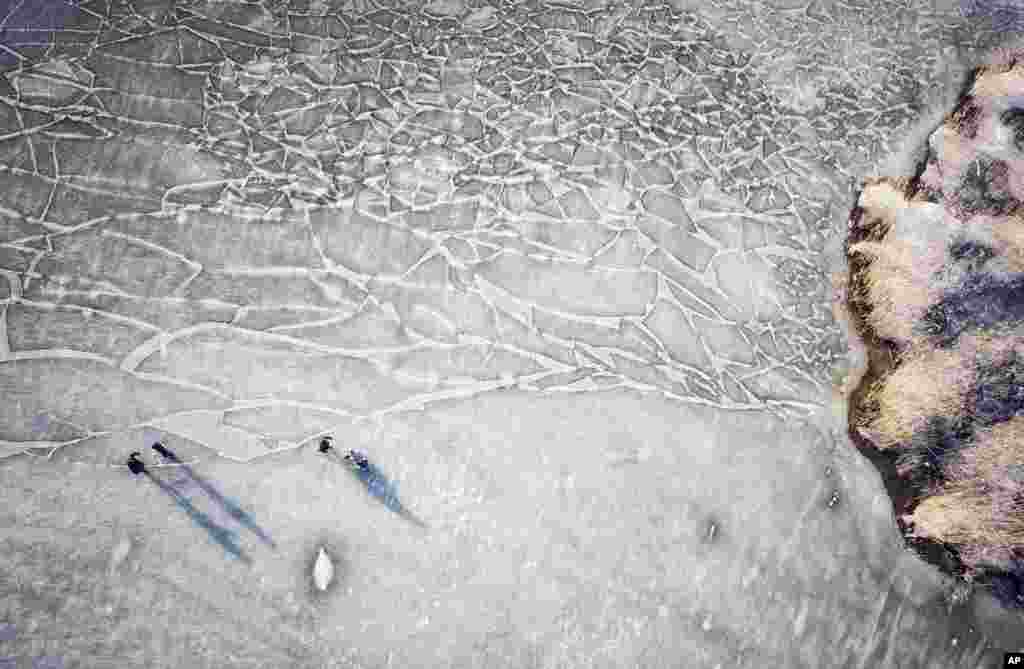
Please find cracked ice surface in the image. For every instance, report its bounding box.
[1,0,1022,667]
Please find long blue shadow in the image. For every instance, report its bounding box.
[142,469,252,566]
[327,449,428,530]
[152,443,277,549]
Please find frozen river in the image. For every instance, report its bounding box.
[0,0,1022,667]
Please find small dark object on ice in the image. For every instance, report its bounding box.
[152,442,175,460]
[319,436,427,530]
[127,452,146,474]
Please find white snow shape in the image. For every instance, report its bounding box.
[313,547,334,592]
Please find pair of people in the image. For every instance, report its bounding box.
[318,436,369,470]
[318,436,428,529]
[125,443,275,564]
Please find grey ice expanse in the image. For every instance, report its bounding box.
[1,0,1023,667]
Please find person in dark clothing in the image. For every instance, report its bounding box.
[127,452,146,474]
